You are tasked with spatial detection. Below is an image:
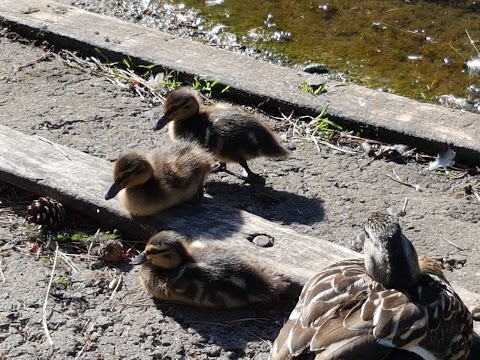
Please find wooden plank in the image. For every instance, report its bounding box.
[0,124,479,335]
[0,0,480,164]
[0,125,359,281]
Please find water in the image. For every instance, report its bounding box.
[167,0,480,111]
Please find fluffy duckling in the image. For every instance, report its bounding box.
[153,87,288,184]
[131,230,291,309]
[270,211,473,360]
[104,140,213,216]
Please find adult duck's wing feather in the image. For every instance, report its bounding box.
[372,263,472,359]
[403,270,472,359]
[269,258,471,360]
[270,259,372,359]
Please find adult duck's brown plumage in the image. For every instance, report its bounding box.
[104,139,213,216]
[131,230,292,308]
[269,211,473,360]
[154,87,288,184]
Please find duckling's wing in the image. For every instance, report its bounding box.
[171,261,249,304]
[149,142,212,189]
[171,260,277,308]
[211,110,287,159]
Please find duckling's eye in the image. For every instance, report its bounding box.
[148,248,170,255]
[121,169,137,179]
[172,99,187,108]
[116,167,136,180]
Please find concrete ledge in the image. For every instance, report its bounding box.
[1,0,479,164]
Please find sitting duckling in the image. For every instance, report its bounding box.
[270,211,473,360]
[153,87,288,184]
[104,140,213,216]
[131,230,292,309]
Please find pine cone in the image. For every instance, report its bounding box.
[27,197,66,231]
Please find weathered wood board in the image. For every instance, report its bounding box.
[1,125,479,336]
[1,0,480,164]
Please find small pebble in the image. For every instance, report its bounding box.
[472,306,480,321]
[108,278,118,290]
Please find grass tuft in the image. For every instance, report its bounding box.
[300,81,327,95]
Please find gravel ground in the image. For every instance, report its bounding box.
[0,31,479,359]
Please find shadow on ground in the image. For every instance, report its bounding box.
[153,300,292,356]
[205,181,325,225]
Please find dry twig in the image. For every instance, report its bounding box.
[16,51,53,73]
[280,111,357,155]
[57,250,80,274]
[434,232,465,251]
[86,229,100,269]
[313,138,358,154]
[465,28,480,55]
[189,320,270,345]
[0,258,5,284]
[473,189,480,204]
[360,144,417,170]
[386,170,421,192]
[110,274,123,300]
[58,50,165,104]
[43,242,59,346]
[397,197,409,216]
[402,197,408,214]
[35,135,71,160]
[74,337,91,360]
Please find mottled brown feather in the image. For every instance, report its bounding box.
[269,257,473,360]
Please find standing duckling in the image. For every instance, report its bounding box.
[105,140,213,216]
[131,230,292,309]
[153,87,288,184]
[270,211,473,360]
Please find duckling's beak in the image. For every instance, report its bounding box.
[153,115,168,131]
[131,251,147,265]
[105,182,121,200]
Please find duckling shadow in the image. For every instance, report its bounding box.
[153,300,293,355]
[146,198,245,240]
[205,181,325,225]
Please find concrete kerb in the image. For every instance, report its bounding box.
[1,0,479,164]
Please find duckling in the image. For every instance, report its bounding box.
[104,140,213,216]
[131,230,292,309]
[153,87,288,184]
[270,211,473,360]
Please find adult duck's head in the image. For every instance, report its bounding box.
[363,211,421,289]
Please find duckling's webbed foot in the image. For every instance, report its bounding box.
[239,160,266,185]
[211,161,227,173]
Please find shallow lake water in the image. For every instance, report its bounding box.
[168,0,480,111]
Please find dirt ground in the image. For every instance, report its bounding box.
[0,31,479,359]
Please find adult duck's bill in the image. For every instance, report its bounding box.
[105,182,121,200]
[131,251,147,265]
[153,115,168,131]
